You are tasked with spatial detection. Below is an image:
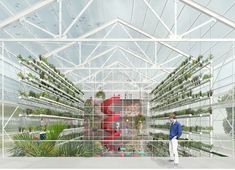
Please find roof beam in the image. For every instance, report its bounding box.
[63,0,94,36]
[74,61,120,84]
[180,18,216,37]
[0,0,56,28]
[117,18,190,57]
[180,0,235,29]
[23,19,57,37]
[120,24,153,63]
[117,62,157,89]
[117,46,153,65]
[83,23,117,63]
[44,18,118,58]
[118,52,158,83]
[143,0,174,35]
[64,46,117,74]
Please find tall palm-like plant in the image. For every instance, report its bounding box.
[9,122,67,157]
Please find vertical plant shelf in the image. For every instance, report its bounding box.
[149,54,215,157]
[17,55,85,139]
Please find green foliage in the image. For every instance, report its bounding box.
[180,140,213,151]
[17,55,28,63]
[182,125,213,133]
[149,132,168,140]
[95,90,105,99]
[151,54,213,111]
[39,55,48,64]
[17,72,24,79]
[29,91,36,98]
[203,74,211,80]
[27,73,34,79]
[151,123,212,133]
[9,122,67,157]
[84,99,94,126]
[54,142,85,157]
[18,90,28,97]
[134,114,146,129]
[46,122,67,140]
[150,123,170,129]
[149,132,213,152]
[24,108,82,119]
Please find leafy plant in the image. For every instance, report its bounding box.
[9,122,67,157]
[203,74,211,80]
[54,141,104,157]
[18,90,28,97]
[17,72,24,79]
[134,114,146,129]
[39,55,48,64]
[46,122,67,140]
[29,91,36,98]
[95,90,105,100]
[84,98,94,128]
[150,132,213,152]
[27,73,34,79]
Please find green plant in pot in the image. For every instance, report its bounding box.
[95,90,105,100]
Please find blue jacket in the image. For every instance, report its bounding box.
[169,121,182,140]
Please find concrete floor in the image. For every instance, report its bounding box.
[0,157,234,169]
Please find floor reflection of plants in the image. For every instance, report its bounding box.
[9,122,104,157]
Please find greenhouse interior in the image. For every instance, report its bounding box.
[0,0,235,169]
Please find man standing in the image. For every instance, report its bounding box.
[169,114,182,165]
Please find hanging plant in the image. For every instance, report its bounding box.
[95,90,105,100]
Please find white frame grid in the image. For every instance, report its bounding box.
[0,0,235,158]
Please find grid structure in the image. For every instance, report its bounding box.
[0,0,235,158]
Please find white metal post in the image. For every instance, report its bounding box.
[233,41,235,159]
[154,42,157,65]
[209,54,213,157]
[58,0,62,38]
[174,0,178,36]
[1,42,4,158]
[79,42,82,64]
